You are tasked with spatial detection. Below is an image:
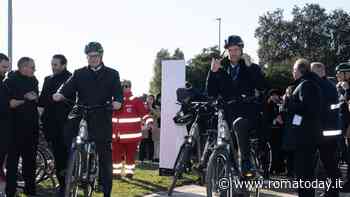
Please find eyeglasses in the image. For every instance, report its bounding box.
[87,54,101,58]
[123,85,130,88]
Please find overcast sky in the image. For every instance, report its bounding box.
[1,0,349,95]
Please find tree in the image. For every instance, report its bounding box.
[149,48,185,95]
[255,4,350,75]
[186,46,220,92]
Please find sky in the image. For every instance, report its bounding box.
[1,0,349,95]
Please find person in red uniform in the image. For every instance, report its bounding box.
[112,80,150,179]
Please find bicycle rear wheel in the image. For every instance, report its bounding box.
[65,148,82,197]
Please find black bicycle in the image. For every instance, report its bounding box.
[168,100,217,196]
[64,102,111,197]
[206,97,271,197]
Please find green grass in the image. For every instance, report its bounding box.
[19,162,197,197]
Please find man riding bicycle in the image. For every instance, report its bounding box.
[206,35,267,177]
[53,41,123,197]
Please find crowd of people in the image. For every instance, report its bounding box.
[0,34,350,197]
[0,41,162,197]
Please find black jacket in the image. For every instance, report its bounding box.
[338,86,350,131]
[0,75,10,120]
[206,57,267,122]
[284,72,323,148]
[4,71,39,134]
[0,75,11,149]
[318,77,340,136]
[39,70,73,139]
[59,65,123,142]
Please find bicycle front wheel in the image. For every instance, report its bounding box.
[168,143,192,196]
[65,148,82,197]
[206,145,235,197]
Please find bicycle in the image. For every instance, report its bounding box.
[64,102,111,197]
[168,100,217,196]
[206,97,270,197]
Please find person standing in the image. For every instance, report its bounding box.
[38,54,73,196]
[53,42,123,197]
[5,57,39,197]
[112,80,150,179]
[310,62,341,197]
[284,59,323,197]
[0,53,11,183]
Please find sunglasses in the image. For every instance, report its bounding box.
[123,85,130,88]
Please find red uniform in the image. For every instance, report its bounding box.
[112,91,150,175]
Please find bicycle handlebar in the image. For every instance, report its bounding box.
[63,99,112,111]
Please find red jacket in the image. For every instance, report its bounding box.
[112,91,150,143]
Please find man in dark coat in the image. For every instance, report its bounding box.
[5,57,39,197]
[38,54,73,196]
[311,62,341,197]
[206,35,267,176]
[53,42,123,197]
[284,58,322,197]
[334,62,350,192]
[0,53,11,182]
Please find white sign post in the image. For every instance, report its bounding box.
[159,60,186,175]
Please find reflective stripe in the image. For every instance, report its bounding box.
[142,115,150,120]
[112,117,142,123]
[129,96,136,100]
[113,163,123,169]
[331,103,341,110]
[145,118,154,125]
[112,134,116,139]
[125,164,136,169]
[323,130,342,136]
[125,169,134,174]
[119,133,142,139]
[113,169,122,174]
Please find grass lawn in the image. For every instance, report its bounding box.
[18,162,197,197]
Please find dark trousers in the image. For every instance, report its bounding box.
[269,127,285,173]
[6,133,38,197]
[139,137,154,161]
[51,136,68,191]
[284,151,295,177]
[294,146,317,197]
[0,122,10,178]
[43,121,68,192]
[64,118,112,197]
[318,139,341,196]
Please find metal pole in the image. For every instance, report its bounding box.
[216,18,221,53]
[8,0,13,69]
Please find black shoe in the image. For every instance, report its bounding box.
[113,174,122,180]
[125,174,133,179]
[341,181,350,193]
[242,160,254,178]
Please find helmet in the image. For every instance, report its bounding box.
[224,35,244,49]
[335,62,350,72]
[84,42,104,55]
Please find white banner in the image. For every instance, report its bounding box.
[159,60,186,172]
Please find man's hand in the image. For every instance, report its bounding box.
[112,101,122,110]
[9,99,25,108]
[211,58,221,73]
[340,81,350,90]
[52,93,65,102]
[24,91,38,101]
